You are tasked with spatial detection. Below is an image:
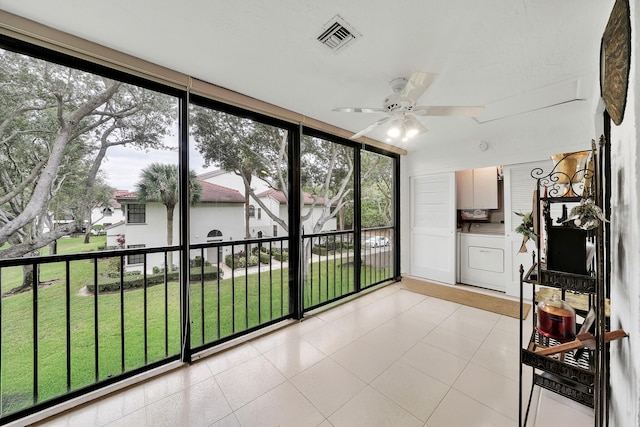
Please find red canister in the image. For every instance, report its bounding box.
[537,294,576,342]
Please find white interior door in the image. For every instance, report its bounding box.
[410,173,456,284]
[503,160,550,296]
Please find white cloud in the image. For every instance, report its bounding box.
[99,140,208,190]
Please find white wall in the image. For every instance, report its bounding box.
[202,170,271,196]
[190,203,245,244]
[91,205,125,228]
[400,95,605,286]
[609,2,640,425]
[123,201,245,272]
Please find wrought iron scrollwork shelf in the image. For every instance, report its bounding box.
[530,145,596,199]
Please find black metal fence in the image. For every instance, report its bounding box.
[302,227,394,311]
[188,237,292,354]
[0,231,395,423]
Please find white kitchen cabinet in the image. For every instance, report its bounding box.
[455,169,474,209]
[455,167,498,209]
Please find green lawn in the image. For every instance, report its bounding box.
[0,238,391,417]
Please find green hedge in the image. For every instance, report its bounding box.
[259,252,271,264]
[272,248,288,261]
[312,246,328,256]
[225,254,260,269]
[87,266,220,293]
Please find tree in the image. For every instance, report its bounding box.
[0,49,175,258]
[190,106,357,297]
[0,48,176,291]
[135,163,201,268]
[300,135,354,235]
[190,107,288,238]
[48,172,115,245]
[359,151,393,228]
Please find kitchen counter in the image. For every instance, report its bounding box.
[458,222,505,236]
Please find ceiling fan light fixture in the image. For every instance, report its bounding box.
[387,118,403,137]
[336,72,480,141]
[402,114,422,139]
[405,128,419,138]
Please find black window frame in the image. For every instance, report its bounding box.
[126,244,146,264]
[127,203,146,224]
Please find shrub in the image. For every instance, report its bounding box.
[225,252,260,269]
[105,256,121,278]
[272,248,289,262]
[190,256,211,268]
[87,266,220,293]
[312,246,328,256]
[259,252,271,264]
[225,254,238,268]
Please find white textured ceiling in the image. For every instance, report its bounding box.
[0,1,615,151]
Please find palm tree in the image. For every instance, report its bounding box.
[136,163,201,269]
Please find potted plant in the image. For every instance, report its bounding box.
[565,198,608,230]
[515,211,535,253]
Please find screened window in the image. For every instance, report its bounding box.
[189,102,289,241]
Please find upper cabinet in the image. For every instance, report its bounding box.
[456,166,498,209]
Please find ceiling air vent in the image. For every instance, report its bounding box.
[317,15,360,52]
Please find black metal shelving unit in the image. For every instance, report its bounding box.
[518,137,610,427]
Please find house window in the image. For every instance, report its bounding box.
[127,204,146,223]
[273,225,278,237]
[127,244,145,265]
[248,205,255,218]
[257,208,261,219]
[207,229,223,242]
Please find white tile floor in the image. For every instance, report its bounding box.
[32,280,595,426]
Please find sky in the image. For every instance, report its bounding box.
[100,137,209,191]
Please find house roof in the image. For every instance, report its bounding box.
[114,181,245,203]
[199,181,245,203]
[104,220,125,230]
[115,190,137,200]
[108,189,130,208]
[256,188,325,205]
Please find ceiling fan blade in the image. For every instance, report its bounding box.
[332,107,386,113]
[412,106,485,117]
[400,72,438,103]
[349,116,391,140]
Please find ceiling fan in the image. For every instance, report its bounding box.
[333,72,485,141]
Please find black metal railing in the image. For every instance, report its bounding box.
[360,227,395,289]
[0,230,395,423]
[302,227,395,311]
[188,236,292,354]
[0,246,182,422]
[302,230,356,311]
